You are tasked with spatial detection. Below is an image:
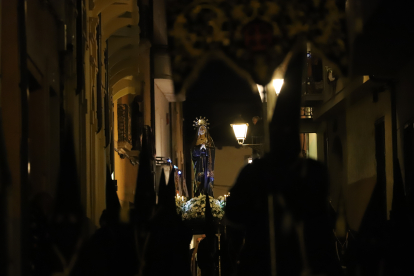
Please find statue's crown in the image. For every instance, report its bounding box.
[193,116,210,129]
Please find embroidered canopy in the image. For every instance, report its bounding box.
[167,0,348,94]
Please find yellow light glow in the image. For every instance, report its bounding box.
[231,124,248,144]
[256,84,263,94]
[272,79,284,95]
[256,84,264,101]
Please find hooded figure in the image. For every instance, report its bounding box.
[44,119,85,275]
[104,166,121,226]
[131,126,157,275]
[156,168,170,210]
[133,126,156,226]
[225,50,341,276]
[144,168,192,276]
[197,194,219,276]
[74,166,136,276]
[78,127,158,276]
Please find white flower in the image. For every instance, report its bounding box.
[178,194,226,220]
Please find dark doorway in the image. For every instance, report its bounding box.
[374,118,387,221]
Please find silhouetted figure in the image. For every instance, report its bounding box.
[197,192,219,276]
[248,116,264,144]
[130,126,157,275]
[145,168,192,276]
[34,119,87,276]
[75,166,136,276]
[197,236,218,276]
[77,128,157,276]
[104,166,121,225]
[226,52,340,276]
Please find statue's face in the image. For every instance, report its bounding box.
[199,126,206,135]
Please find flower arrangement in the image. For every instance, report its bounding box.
[175,195,187,216]
[180,195,226,221]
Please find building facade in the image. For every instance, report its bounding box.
[1,1,185,274]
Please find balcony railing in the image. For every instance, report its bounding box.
[305,51,324,95]
[301,107,313,119]
[305,78,324,95]
[115,104,140,165]
[117,104,132,148]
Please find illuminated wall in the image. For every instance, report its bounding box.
[213,146,252,197]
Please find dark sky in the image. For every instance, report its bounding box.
[183,59,263,148]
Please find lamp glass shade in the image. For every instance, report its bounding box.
[231,123,248,144]
[256,84,264,101]
[272,79,284,95]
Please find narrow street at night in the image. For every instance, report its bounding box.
[1,0,414,275]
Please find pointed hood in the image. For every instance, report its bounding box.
[145,170,193,276]
[269,52,305,162]
[154,168,177,221]
[166,168,178,213]
[158,168,177,213]
[133,129,156,224]
[157,168,167,205]
[106,166,120,224]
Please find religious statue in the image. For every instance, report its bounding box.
[191,117,215,197]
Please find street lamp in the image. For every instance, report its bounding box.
[230,115,249,145]
[256,84,264,101]
[272,79,284,95]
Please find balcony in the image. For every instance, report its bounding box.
[302,52,324,106]
[115,104,140,165]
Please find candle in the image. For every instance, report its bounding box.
[181,196,184,201]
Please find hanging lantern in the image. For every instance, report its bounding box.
[230,115,249,145]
